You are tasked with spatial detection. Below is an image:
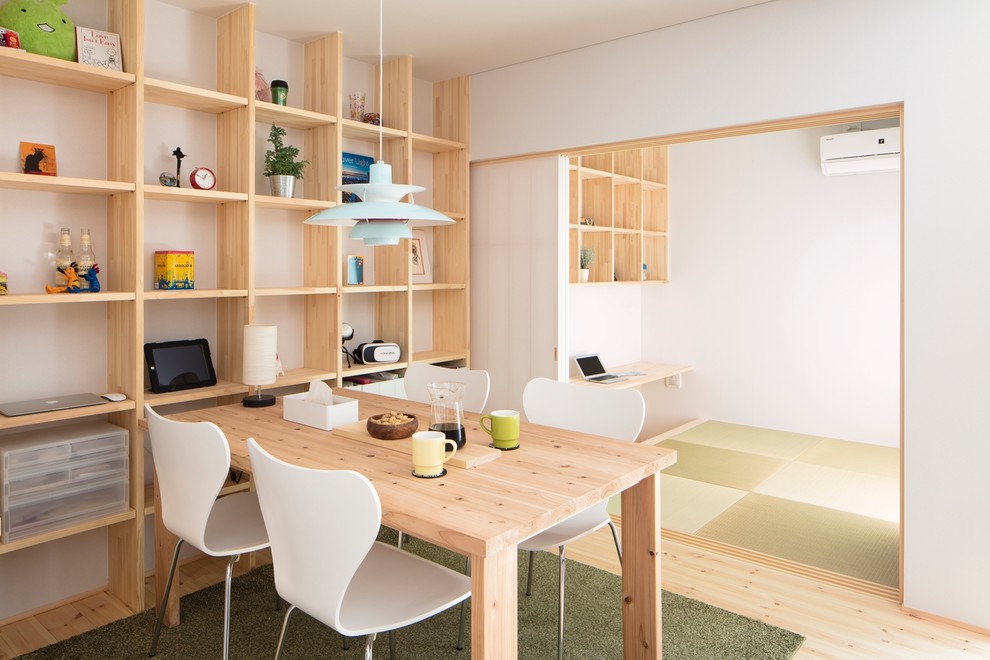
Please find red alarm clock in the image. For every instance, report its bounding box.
[189,167,216,190]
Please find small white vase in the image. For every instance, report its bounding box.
[579,268,590,283]
[268,175,296,198]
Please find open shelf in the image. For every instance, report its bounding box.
[144,77,248,113]
[0,292,135,306]
[0,508,136,556]
[143,187,248,204]
[0,47,134,93]
[143,380,248,407]
[255,101,336,128]
[0,172,134,195]
[0,400,136,432]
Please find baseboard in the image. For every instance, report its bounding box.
[639,418,708,446]
[900,605,990,637]
[661,528,901,602]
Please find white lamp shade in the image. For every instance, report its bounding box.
[243,325,278,387]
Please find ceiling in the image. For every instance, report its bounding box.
[159,0,770,81]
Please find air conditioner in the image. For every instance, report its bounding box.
[820,127,900,175]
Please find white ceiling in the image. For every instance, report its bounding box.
[159,0,770,81]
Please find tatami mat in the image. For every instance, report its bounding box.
[659,440,787,491]
[796,438,900,479]
[660,475,749,534]
[696,493,900,588]
[754,461,899,522]
[670,422,824,460]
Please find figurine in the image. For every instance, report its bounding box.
[45,262,81,294]
[172,147,186,187]
[80,263,101,293]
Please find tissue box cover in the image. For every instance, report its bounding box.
[283,393,358,431]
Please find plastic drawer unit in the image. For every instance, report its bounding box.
[1,421,129,542]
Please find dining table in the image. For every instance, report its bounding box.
[153,389,676,659]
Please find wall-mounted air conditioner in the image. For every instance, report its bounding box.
[820,127,900,175]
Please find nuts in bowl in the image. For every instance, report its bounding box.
[366,411,419,440]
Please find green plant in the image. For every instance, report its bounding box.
[579,247,595,269]
[263,123,309,179]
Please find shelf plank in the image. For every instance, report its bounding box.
[0,291,135,305]
[411,132,465,153]
[642,180,668,190]
[255,102,336,128]
[342,285,408,293]
[0,509,136,556]
[579,167,611,180]
[0,47,134,93]
[143,380,247,406]
[0,400,136,432]
[144,187,248,204]
[254,195,335,211]
[143,288,248,300]
[144,77,248,113]
[343,362,409,378]
[255,287,337,297]
[613,174,640,185]
[411,283,466,291]
[341,119,406,141]
[275,367,336,388]
[412,350,467,365]
[0,172,134,195]
[143,478,250,516]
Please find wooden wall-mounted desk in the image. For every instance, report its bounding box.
[569,361,693,389]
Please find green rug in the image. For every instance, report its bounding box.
[20,535,803,659]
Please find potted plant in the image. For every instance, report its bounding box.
[264,123,308,197]
[579,247,595,283]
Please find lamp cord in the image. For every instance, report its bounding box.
[378,0,383,161]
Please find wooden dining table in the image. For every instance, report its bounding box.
[155,390,676,659]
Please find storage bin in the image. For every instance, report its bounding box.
[1,421,129,542]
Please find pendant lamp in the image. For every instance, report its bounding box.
[304,0,454,245]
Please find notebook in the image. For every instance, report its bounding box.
[0,392,106,417]
[573,354,627,384]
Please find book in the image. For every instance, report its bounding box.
[75,27,122,72]
[347,255,365,285]
[20,142,57,176]
[341,152,373,203]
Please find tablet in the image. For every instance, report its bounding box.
[144,338,218,393]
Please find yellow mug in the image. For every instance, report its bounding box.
[411,431,458,477]
[480,409,521,450]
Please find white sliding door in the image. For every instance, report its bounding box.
[470,156,568,414]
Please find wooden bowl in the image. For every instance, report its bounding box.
[366,412,419,440]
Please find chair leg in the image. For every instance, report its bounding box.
[274,604,296,660]
[343,635,350,650]
[607,519,623,565]
[389,630,397,659]
[149,539,184,657]
[525,550,536,596]
[557,545,566,660]
[365,632,377,660]
[456,555,471,650]
[222,553,240,660]
[397,531,405,549]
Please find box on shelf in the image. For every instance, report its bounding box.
[154,251,195,289]
[283,393,359,431]
[0,421,129,542]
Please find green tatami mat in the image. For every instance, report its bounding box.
[659,439,787,491]
[673,422,824,461]
[796,438,900,479]
[696,493,900,588]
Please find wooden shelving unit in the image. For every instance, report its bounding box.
[0,0,469,621]
[567,145,669,284]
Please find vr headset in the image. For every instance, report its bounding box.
[354,340,400,364]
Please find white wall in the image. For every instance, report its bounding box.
[470,0,990,630]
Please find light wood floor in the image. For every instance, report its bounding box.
[3,530,989,659]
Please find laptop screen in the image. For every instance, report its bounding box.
[575,354,607,378]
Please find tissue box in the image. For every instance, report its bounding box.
[283,393,358,431]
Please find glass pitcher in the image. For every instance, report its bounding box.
[427,381,466,448]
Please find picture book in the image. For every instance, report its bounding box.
[75,27,122,71]
[20,142,57,176]
[341,152,373,203]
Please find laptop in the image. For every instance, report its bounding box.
[574,354,627,384]
[0,392,106,417]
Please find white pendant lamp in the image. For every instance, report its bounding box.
[304,0,454,245]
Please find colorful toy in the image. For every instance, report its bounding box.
[0,0,76,61]
[80,263,100,292]
[45,262,81,294]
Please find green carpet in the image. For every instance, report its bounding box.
[20,535,803,659]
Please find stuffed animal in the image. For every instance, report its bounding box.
[45,262,81,294]
[80,263,100,293]
[0,0,76,61]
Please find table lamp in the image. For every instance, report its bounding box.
[243,324,277,407]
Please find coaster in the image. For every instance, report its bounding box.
[490,443,520,451]
[412,468,447,479]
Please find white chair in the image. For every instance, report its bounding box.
[402,363,491,413]
[247,438,472,660]
[519,377,645,660]
[145,404,270,660]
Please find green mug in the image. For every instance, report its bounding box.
[480,409,521,450]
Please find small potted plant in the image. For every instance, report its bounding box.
[264,123,308,197]
[579,247,595,283]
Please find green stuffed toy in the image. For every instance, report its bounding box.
[0,0,76,61]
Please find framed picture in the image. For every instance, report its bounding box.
[341,152,373,203]
[410,229,432,284]
[20,142,57,176]
[75,27,123,71]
